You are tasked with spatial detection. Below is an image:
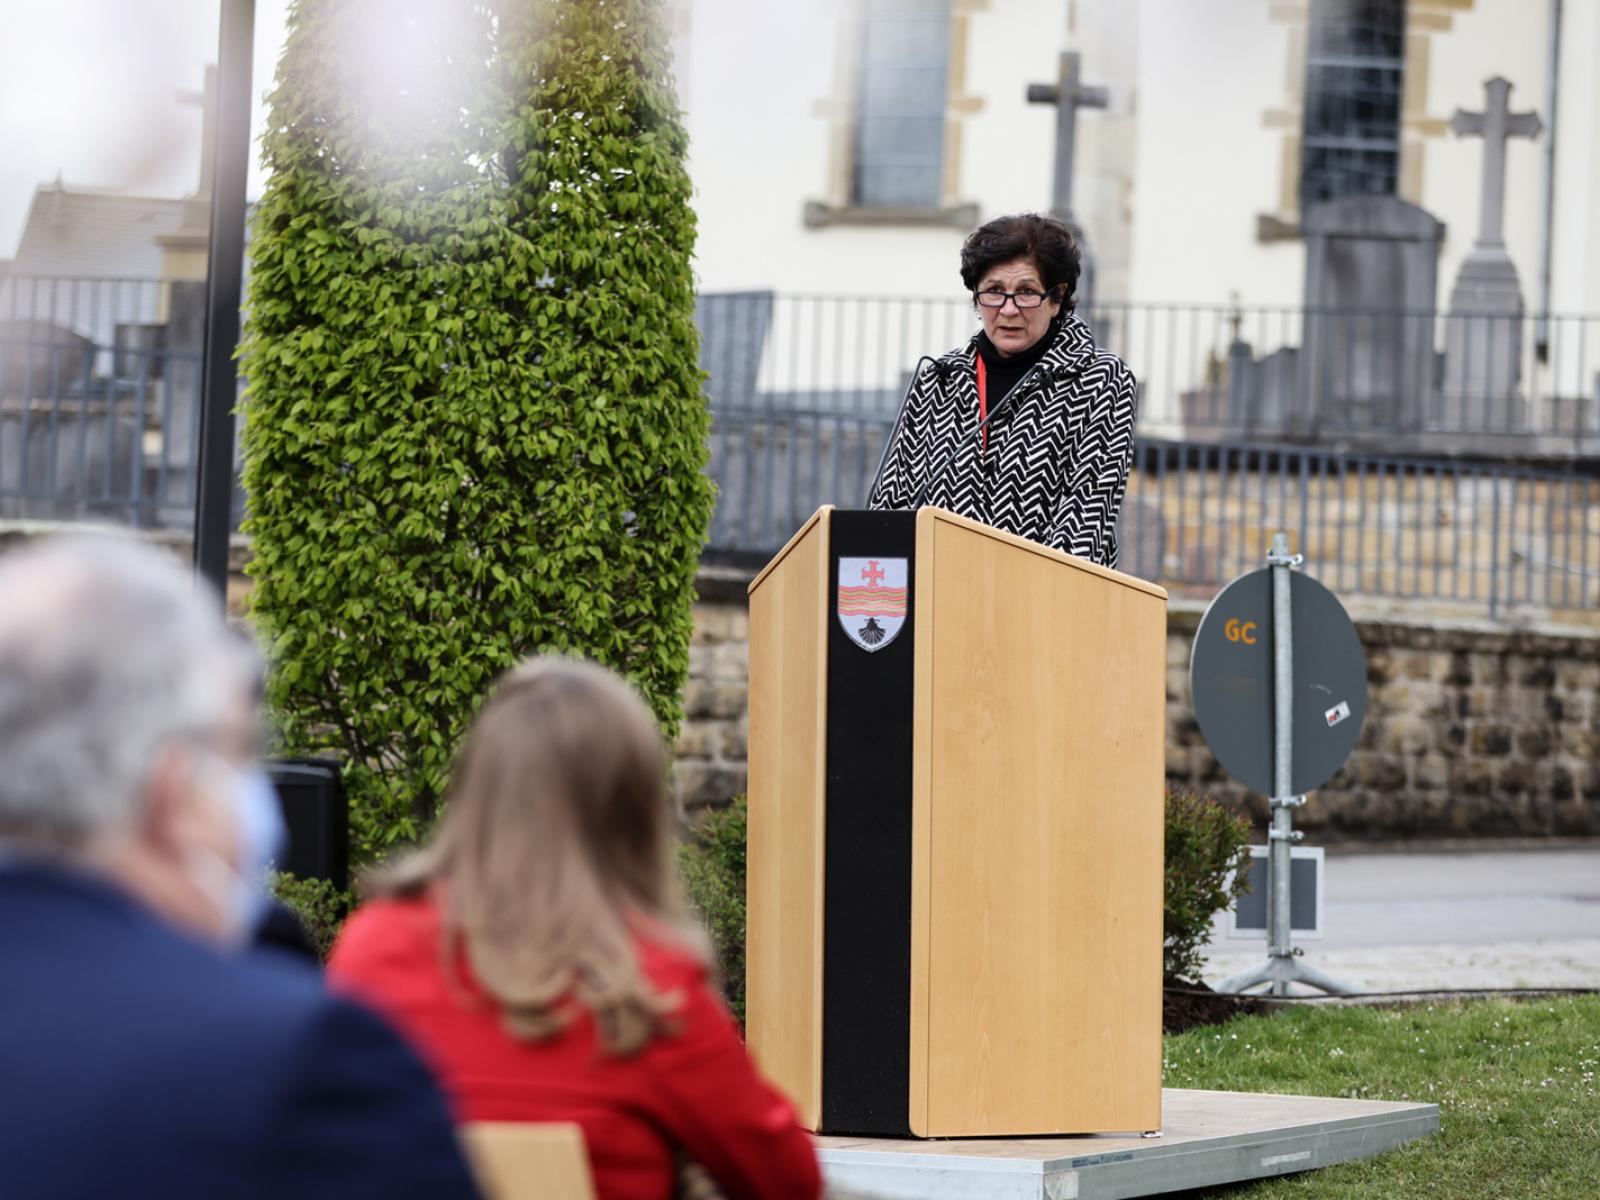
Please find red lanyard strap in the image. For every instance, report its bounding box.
[975,354,988,454]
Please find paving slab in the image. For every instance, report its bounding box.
[816,1088,1437,1199]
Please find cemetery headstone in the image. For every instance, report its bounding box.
[1440,76,1541,433]
[1296,195,1444,438]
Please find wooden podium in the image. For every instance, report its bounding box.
[745,506,1167,1139]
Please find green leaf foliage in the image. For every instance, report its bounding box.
[241,0,714,859]
[1164,787,1252,983]
[677,795,747,1024]
[268,870,354,962]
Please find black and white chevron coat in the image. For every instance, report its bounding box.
[866,313,1137,569]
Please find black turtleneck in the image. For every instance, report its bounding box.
[974,321,1056,409]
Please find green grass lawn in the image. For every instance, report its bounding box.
[1162,996,1600,1199]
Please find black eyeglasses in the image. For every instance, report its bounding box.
[975,288,1054,309]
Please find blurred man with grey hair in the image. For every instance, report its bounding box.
[0,537,481,1200]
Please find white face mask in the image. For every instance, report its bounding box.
[187,753,286,940]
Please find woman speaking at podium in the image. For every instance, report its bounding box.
[866,213,1136,569]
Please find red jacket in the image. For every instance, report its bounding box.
[328,895,821,1200]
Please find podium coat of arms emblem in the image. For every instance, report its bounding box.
[837,557,908,652]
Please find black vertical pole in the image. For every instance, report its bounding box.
[194,0,255,596]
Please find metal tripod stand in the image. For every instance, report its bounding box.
[1216,534,1356,998]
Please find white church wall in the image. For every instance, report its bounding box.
[1550,0,1600,318]
[677,0,842,294]
[1541,0,1600,412]
[682,0,1071,303]
[1124,0,1303,308]
[955,0,1063,228]
[1064,0,1139,305]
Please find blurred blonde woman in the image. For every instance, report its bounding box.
[329,658,820,1200]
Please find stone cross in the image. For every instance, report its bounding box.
[1441,79,1542,432]
[1026,51,1108,226]
[1449,76,1541,251]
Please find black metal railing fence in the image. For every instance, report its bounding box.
[3,276,1596,619]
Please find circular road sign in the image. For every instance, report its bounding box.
[1189,568,1367,797]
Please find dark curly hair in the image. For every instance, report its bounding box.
[959,213,1080,313]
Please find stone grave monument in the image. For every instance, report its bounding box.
[1294,195,1445,438]
[1440,76,1542,433]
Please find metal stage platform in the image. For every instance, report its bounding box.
[815,1088,1438,1199]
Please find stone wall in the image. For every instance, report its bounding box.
[1164,607,1600,839]
[676,573,1600,840]
[674,569,752,816]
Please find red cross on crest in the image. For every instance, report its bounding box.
[861,560,886,587]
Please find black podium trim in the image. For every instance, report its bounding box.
[820,510,916,1136]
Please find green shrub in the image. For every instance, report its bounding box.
[241,0,713,861]
[268,871,354,962]
[678,796,747,1024]
[1163,787,1252,983]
